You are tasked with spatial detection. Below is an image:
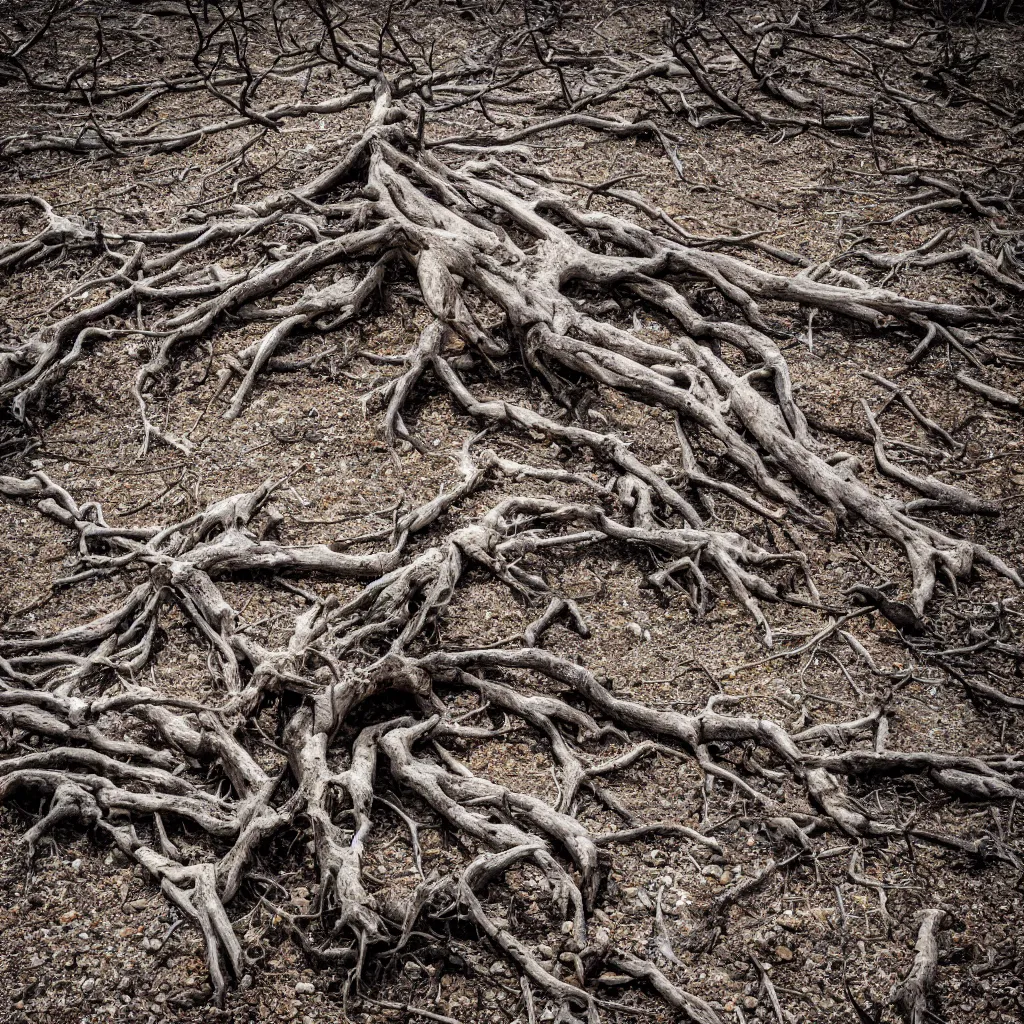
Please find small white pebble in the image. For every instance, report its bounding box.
[295,981,315,995]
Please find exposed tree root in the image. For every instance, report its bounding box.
[889,909,946,1024]
[0,3,1022,1019]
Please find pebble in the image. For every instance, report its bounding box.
[701,864,724,879]
[774,945,795,961]
[82,978,96,992]
[71,859,83,873]
[743,996,758,1009]
[625,622,643,638]
[294,982,315,995]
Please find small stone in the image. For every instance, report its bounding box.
[774,945,794,961]
[719,871,733,885]
[239,975,253,991]
[82,979,96,992]
[294,982,315,995]
[488,962,506,975]
[560,920,574,935]
[743,996,758,1009]
[701,864,724,879]
[625,622,643,638]
[537,944,555,958]
[71,859,83,873]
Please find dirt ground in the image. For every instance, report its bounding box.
[1,3,1023,1023]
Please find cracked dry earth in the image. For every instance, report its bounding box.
[0,2,1023,1024]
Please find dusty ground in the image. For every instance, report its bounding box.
[1,2,1023,1023]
